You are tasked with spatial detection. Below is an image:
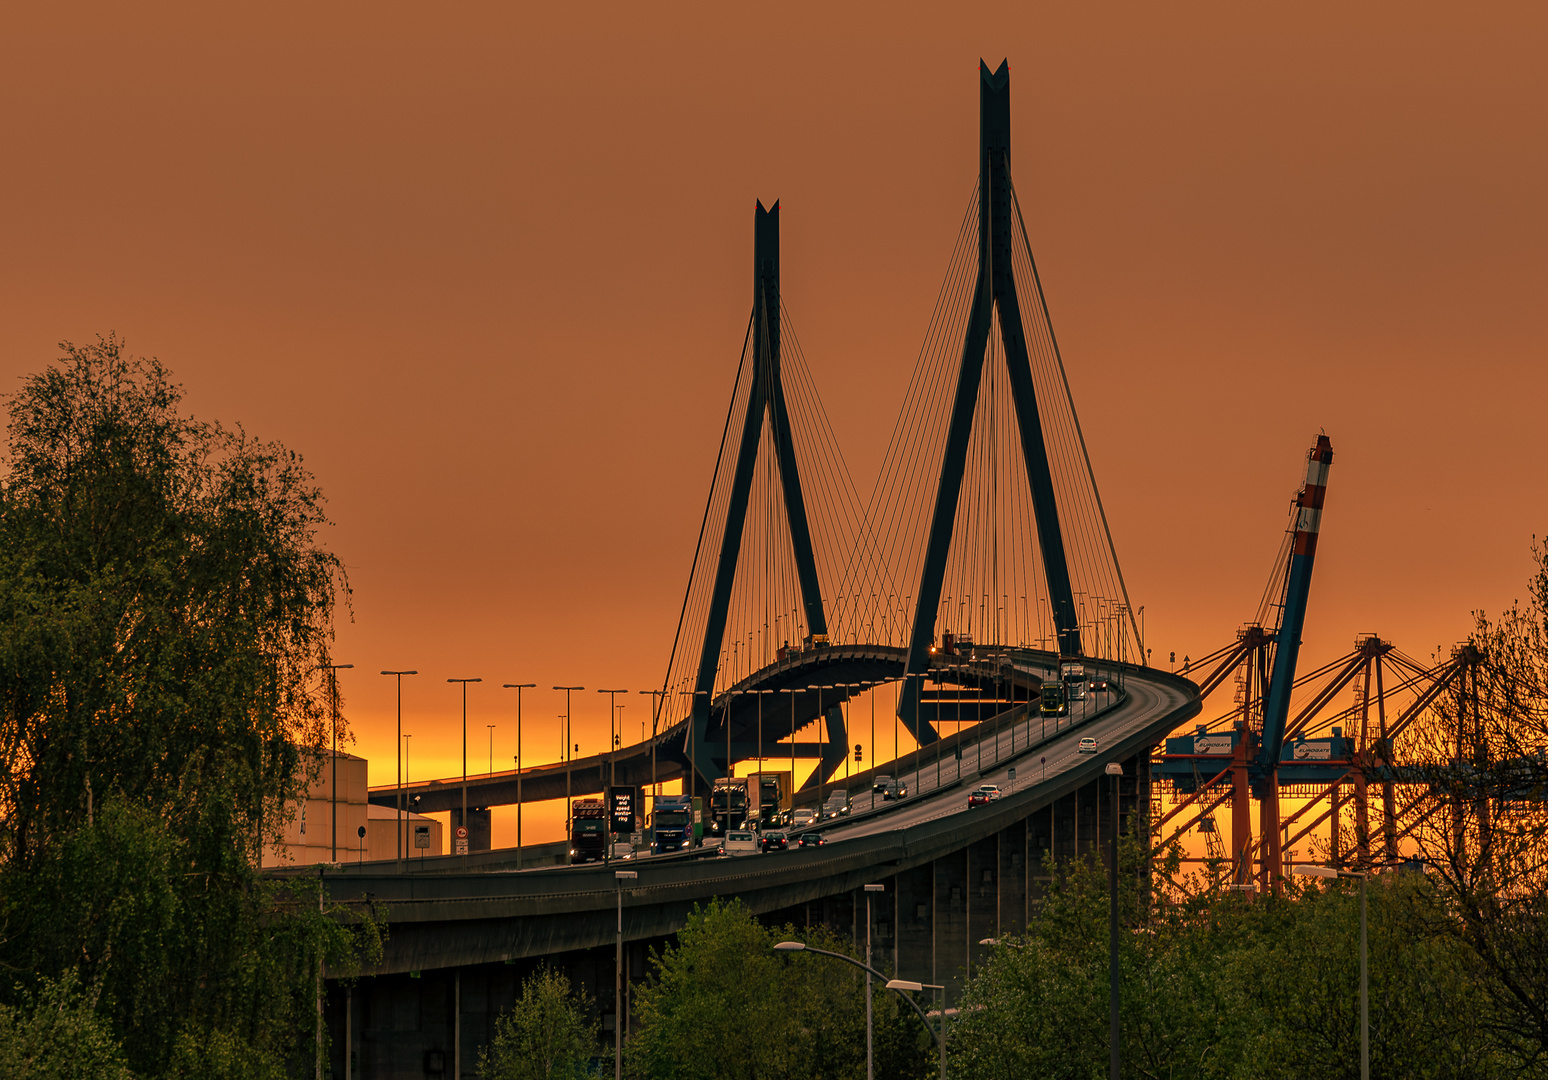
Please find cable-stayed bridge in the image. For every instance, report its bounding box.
[377,61,1143,826]
[315,62,1204,1077]
[306,60,1522,1078]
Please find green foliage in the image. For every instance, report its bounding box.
[0,336,342,869]
[628,897,930,1080]
[952,841,1522,1080]
[0,972,133,1080]
[1404,538,1548,1068]
[0,337,374,1076]
[479,967,598,1080]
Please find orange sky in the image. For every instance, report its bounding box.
[4,2,1545,848]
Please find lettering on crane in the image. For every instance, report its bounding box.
[1193,735,1233,755]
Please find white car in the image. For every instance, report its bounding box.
[723,830,759,855]
[1078,737,1098,754]
[977,784,1002,801]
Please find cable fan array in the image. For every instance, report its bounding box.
[655,303,867,721]
[654,176,1144,744]
[832,179,1142,664]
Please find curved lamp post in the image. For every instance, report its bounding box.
[1106,760,1122,1080]
[774,940,946,1079]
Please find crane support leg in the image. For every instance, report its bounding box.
[1231,723,1253,887]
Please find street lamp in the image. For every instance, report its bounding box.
[1293,864,1369,1080]
[786,688,799,816]
[598,689,629,790]
[403,734,414,860]
[773,941,945,1079]
[318,663,353,862]
[615,869,638,1080]
[751,689,776,824]
[639,689,668,807]
[554,686,585,826]
[379,670,417,871]
[1105,761,1122,1080]
[678,689,708,801]
[502,683,536,868]
[863,883,885,1080]
[447,678,482,857]
[818,686,835,810]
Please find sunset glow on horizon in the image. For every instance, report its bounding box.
[5,3,1544,852]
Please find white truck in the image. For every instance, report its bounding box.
[1060,659,1088,702]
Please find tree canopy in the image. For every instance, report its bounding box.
[0,338,372,1077]
[479,967,598,1080]
[629,897,931,1080]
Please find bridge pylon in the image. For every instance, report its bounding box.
[683,202,844,791]
[898,59,1085,741]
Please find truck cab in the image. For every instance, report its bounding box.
[569,799,607,864]
[1060,659,1088,701]
[650,795,701,854]
[708,779,750,838]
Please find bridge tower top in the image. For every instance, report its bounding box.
[896,58,1088,736]
[677,201,835,790]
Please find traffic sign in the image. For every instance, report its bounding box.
[455,825,469,839]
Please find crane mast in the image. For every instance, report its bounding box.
[1258,434,1335,769]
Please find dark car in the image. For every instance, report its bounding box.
[872,775,893,794]
[882,780,908,801]
[967,790,991,808]
[760,831,789,852]
[798,832,826,848]
[1091,677,1111,692]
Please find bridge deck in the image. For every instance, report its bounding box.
[320,667,1199,975]
[368,644,1074,812]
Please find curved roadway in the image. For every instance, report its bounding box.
[319,666,1199,976]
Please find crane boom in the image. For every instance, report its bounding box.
[1258,434,1334,769]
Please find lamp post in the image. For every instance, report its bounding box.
[1105,761,1122,1080]
[554,686,585,826]
[639,689,667,802]
[598,689,629,790]
[678,689,707,802]
[447,678,482,858]
[502,684,535,868]
[752,689,775,825]
[1293,864,1370,1080]
[845,683,864,794]
[773,942,944,1079]
[817,685,834,811]
[788,688,798,816]
[615,869,638,1080]
[379,670,417,871]
[318,663,353,862]
[863,883,885,1080]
